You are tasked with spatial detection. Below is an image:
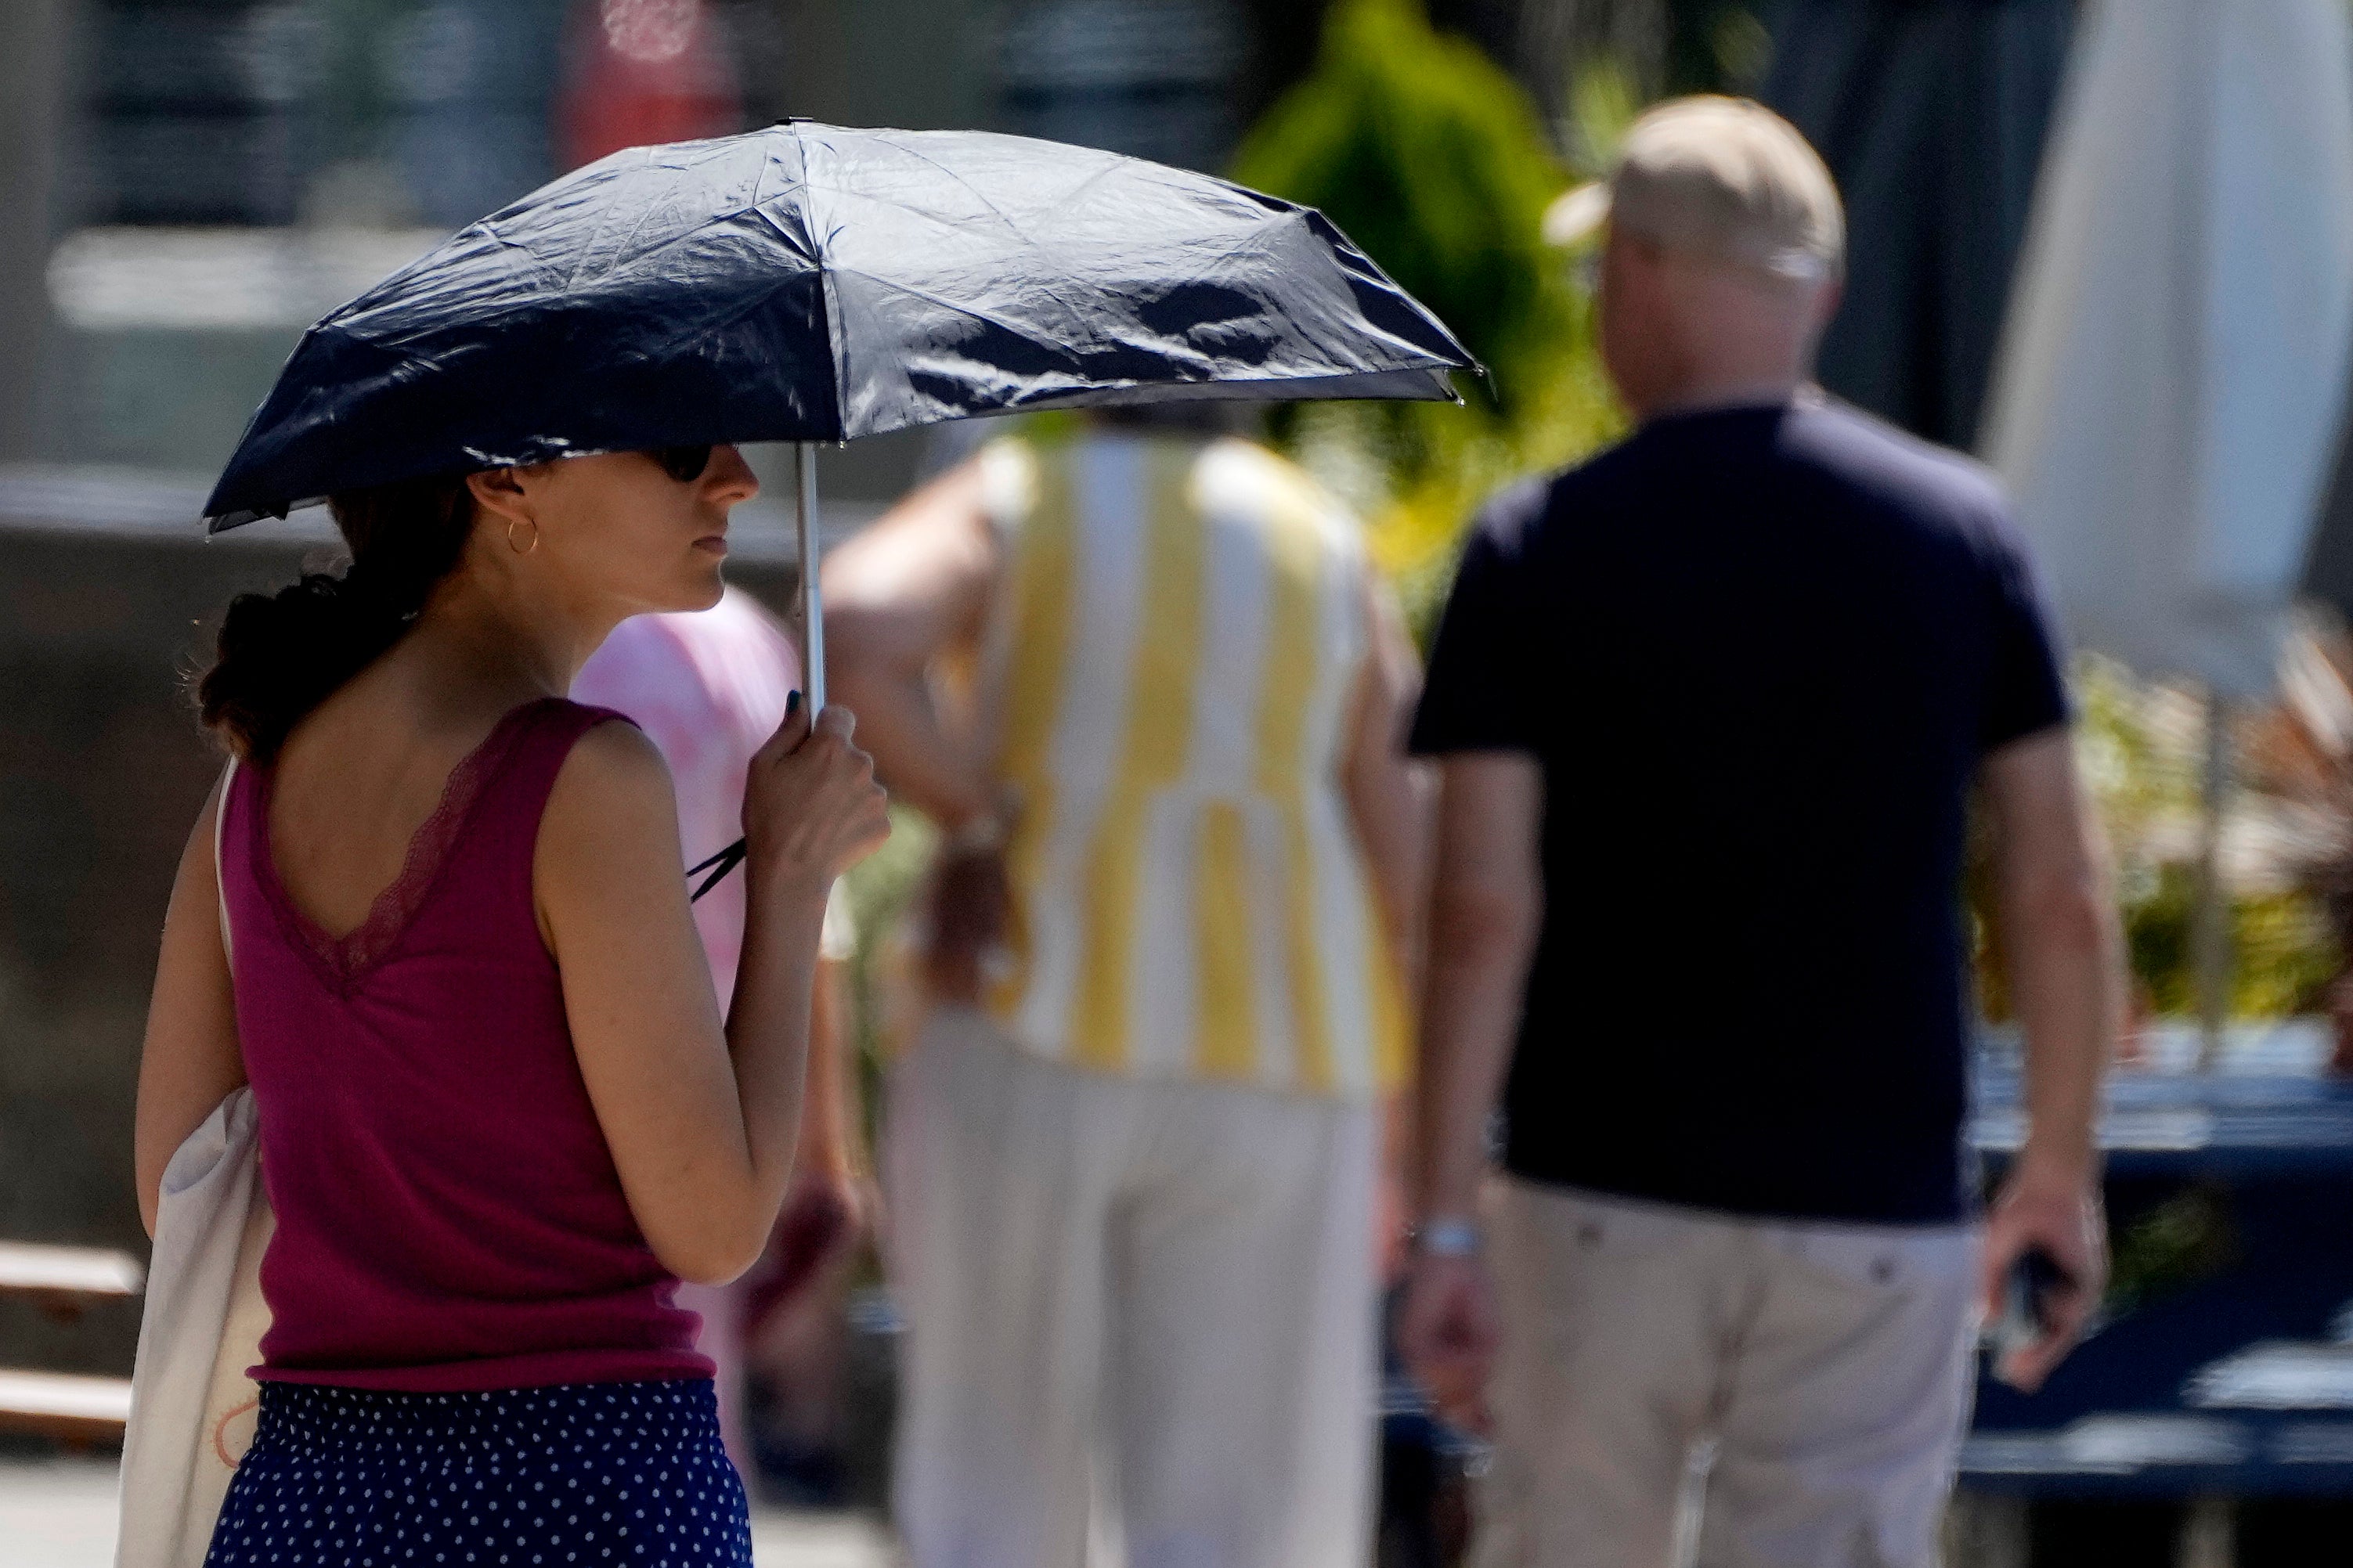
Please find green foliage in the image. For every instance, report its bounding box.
[1230,0,1626,640]
[1562,56,1644,178]
[2056,655,2340,1019]
[1230,0,1575,420]
[2118,866,2337,1018]
[2106,1185,2238,1317]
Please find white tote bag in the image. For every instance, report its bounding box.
[117,762,276,1568]
[116,1093,274,1567]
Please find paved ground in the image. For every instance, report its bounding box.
[0,1458,900,1566]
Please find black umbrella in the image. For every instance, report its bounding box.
[205,119,1468,698]
[207,122,1467,525]
[204,119,1470,896]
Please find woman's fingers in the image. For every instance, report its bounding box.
[809,703,857,746]
[744,702,892,884]
[764,689,810,752]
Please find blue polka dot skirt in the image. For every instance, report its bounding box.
[203,1379,752,1566]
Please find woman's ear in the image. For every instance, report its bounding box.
[465,465,531,524]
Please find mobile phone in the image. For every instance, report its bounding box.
[1990,1247,2073,1361]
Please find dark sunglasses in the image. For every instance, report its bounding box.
[652,444,713,483]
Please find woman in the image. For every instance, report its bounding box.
[135,442,890,1565]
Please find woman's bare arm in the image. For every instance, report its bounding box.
[795,953,868,1194]
[823,457,1000,831]
[538,705,887,1286]
[134,774,246,1238]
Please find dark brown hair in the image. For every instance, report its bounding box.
[197,475,478,763]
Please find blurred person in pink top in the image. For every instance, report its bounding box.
[574,585,868,1480]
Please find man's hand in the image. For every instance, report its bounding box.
[1980,1155,2107,1392]
[1398,1251,1502,1434]
[924,847,1011,1004]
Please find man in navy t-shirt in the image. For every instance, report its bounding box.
[1398,98,2124,1568]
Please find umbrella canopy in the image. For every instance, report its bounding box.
[202,120,1471,530]
[1980,0,2353,694]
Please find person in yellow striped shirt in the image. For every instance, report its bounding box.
[826,409,1427,1568]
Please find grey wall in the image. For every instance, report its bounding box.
[0,0,71,464]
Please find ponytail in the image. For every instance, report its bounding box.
[197,475,477,763]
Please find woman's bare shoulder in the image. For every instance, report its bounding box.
[539,716,684,871]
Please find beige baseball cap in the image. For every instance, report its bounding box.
[1543,96,1844,285]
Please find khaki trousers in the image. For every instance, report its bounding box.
[1476,1178,1980,1568]
[886,1007,1379,1568]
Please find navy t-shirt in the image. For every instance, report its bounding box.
[1409,399,2068,1225]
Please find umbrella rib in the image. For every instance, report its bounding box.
[572,190,677,291]
[786,125,856,442]
[553,147,724,292]
[826,269,1128,360]
[533,153,652,294]
[749,200,822,265]
[845,141,1047,247]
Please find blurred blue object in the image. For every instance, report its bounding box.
[1966,1064,2353,1500]
[200,119,1471,529]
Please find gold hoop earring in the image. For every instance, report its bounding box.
[506,516,540,556]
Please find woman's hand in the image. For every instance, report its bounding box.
[743,695,892,894]
[1398,1251,1502,1436]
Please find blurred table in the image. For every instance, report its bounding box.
[0,1242,143,1320]
[0,1242,143,1446]
[1964,1047,2353,1504]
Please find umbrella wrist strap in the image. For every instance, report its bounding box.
[687,838,749,902]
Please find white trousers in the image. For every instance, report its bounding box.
[1477,1179,1980,1568]
[886,1007,1379,1568]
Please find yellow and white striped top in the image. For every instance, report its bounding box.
[975,433,1406,1101]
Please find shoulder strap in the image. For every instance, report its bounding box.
[214,757,238,968]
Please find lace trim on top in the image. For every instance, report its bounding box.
[250,701,555,990]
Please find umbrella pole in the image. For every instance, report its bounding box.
[797,441,825,713]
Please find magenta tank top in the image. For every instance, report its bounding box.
[218,697,712,1391]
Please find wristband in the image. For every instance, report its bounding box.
[1415,1217,1481,1258]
